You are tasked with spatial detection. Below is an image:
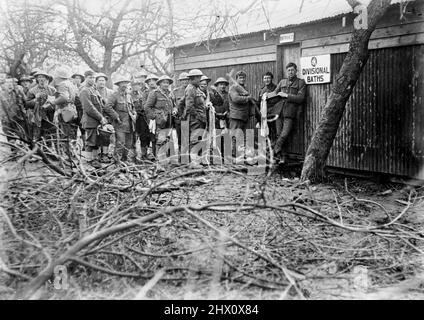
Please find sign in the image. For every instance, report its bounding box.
[279,33,294,44]
[300,54,331,84]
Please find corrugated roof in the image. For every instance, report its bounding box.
[169,0,408,48]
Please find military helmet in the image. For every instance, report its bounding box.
[178,72,189,81]
[33,70,51,79]
[200,75,211,83]
[145,74,159,83]
[18,75,32,84]
[113,75,131,86]
[235,70,247,79]
[187,69,203,78]
[214,77,229,86]
[157,75,173,85]
[54,66,72,79]
[95,73,108,81]
[71,72,85,82]
[30,68,42,77]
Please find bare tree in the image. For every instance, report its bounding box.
[53,0,173,82]
[0,0,62,77]
[301,0,393,182]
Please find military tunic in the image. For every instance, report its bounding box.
[104,90,136,160]
[144,88,176,158]
[53,79,78,140]
[25,84,56,140]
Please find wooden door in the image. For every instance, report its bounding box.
[276,43,305,157]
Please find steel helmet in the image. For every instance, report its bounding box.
[71,73,85,82]
[114,76,131,85]
[33,70,51,79]
[30,68,42,77]
[145,74,159,83]
[214,77,229,86]
[156,75,173,85]
[178,72,189,81]
[187,69,203,78]
[18,75,32,84]
[54,66,72,79]
[95,73,108,81]
[200,75,211,83]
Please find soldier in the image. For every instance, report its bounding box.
[51,67,79,159]
[25,70,56,144]
[95,73,114,160]
[258,72,279,146]
[212,77,230,130]
[79,70,112,168]
[228,71,256,133]
[272,62,306,164]
[228,71,259,158]
[95,73,113,103]
[132,75,151,161]
[144,75,178,163]
[72,72,86,151]
[0,77,27,156]
[145,74,158,93]
[18,76,32,96]
[173,72,189,147]
[104,76,137,164]
[142,74,159,158]
[181,69,207,168]
[71,73,85,89]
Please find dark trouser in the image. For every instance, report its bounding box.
[189,116,206,156]
[274,117,294,157]
[136,113,152,157]
[115,130,135,161]
[229,118,248,157]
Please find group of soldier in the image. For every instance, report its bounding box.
[0,62,305,169]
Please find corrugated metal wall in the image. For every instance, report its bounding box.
[305,44,424,177]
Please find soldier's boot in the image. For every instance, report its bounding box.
[140,146,148,160]
[81,151,91,165]
[99,147,112,163]
[89,149,102,169]
[128,149,141,165]
[189,153,203,170]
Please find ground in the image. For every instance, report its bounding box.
[1,155,423,300]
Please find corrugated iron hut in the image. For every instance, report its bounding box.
[169,0,424,180]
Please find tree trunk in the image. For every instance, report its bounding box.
[301,0,392,182]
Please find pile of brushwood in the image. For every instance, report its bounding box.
[1,138,424,299]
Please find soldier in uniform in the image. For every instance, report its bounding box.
[96,73,113,103]
[142,74,159,159]
[25,70,56,145]
[71,72,86,151]
[71,73,85,89]
[181,69,207,168]
[132,74,150,161]
[173,72,189,147]
[104,76,137,164]
[144,75,177,163]
[0,77,27,156]
[79,70,111,168]
[228,71,258,158]
[95,73,114,160]
[212,77,230,130]
[258,71,279,145]
[272,62,306,164]
[18,75,32,96]
[50,67,79,158]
